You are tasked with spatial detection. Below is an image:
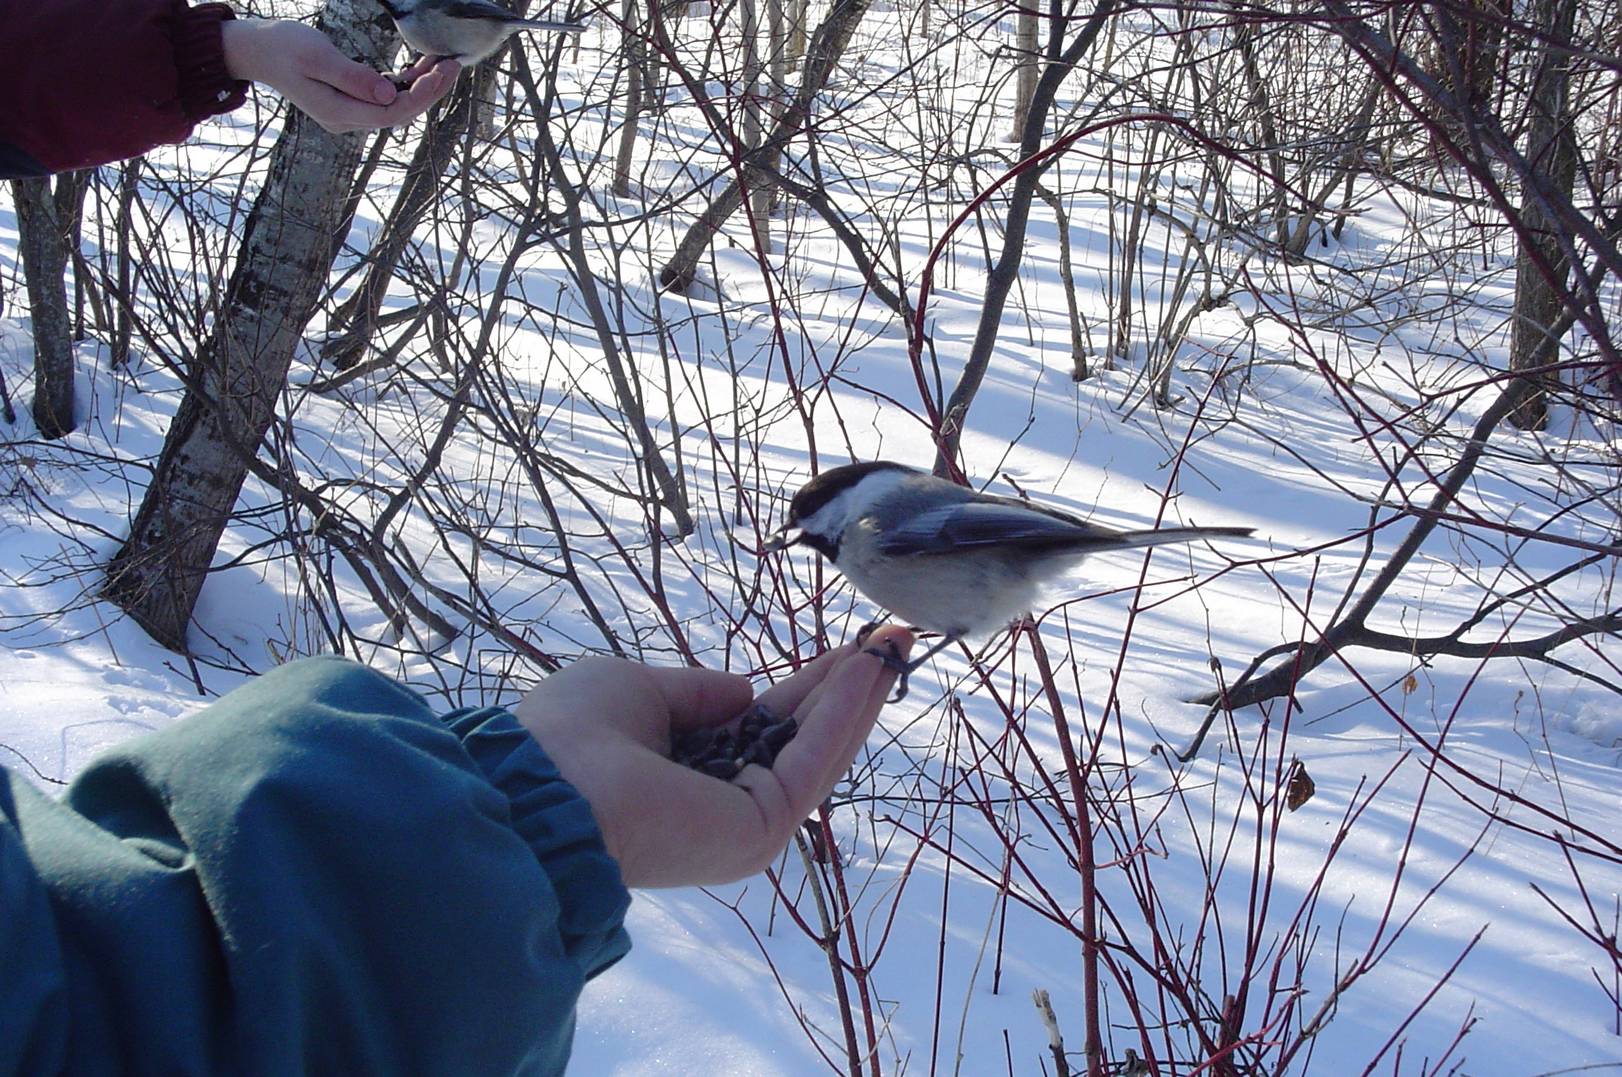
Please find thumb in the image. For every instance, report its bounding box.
[316,54,399,105]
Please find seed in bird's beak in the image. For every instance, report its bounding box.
[762,527,800,553]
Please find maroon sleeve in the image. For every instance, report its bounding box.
[0,0,250,175]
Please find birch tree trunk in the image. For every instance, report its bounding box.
[759,0,787,222]
[103,1,399,650]
[786,0,808,69]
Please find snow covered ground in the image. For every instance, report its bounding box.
[3,4,1620,1073]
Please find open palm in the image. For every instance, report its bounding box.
[514,627,912,888]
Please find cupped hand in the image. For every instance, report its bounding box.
[222,19,460,134]
[513,627,913,888]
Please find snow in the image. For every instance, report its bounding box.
[4,5,1621,1074]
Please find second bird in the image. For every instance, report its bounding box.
[379,0,586,65]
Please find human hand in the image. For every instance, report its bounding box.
[513,627,913,888]
[221,19,460,134]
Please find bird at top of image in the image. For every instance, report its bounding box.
[378,0,588,66]
[763,461,1255,700]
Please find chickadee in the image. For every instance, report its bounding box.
[378,0,586,65]
[764,461,1253,699]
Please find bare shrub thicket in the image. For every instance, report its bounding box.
[3,0,1619,1071]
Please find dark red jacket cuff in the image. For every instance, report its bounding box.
[0,0,250,176]
[174,3,250,121]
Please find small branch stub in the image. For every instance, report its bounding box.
[1032,987,1070,1077]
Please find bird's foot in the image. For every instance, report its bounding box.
[862,632,927,707]
[863,630,963,704]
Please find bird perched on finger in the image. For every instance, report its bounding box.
[763,461,1254,700]
[378,0,586,65]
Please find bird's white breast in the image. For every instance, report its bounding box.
[833,517,1041,638]
[398,9,514,63]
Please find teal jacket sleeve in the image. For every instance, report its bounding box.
[0,655,631,1075]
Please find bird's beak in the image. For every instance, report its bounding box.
[762,526,800,553]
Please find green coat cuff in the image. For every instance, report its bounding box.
[443,703,632,981]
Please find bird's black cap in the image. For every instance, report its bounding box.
[787,461,917,523]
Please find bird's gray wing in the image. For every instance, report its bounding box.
[441,0,525,21]
[875,501,1116,556]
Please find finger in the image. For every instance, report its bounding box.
[396,54,445,84]
[754,629,912,818]
[291,82,391,133]
[758,621,908,720]
[752,640,858,717]
[384,59,461,117]
[823,626,911,789]
[649,665,754,733]
[300,60,458,134]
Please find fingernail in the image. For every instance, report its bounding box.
[374,78,397,105]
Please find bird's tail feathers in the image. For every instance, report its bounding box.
[1102,525,1254,552]
[515,17,588,32]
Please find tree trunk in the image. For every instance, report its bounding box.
[111,161,141,369]
[1034,182,1090,380]
[786,0,808,69]
[612,0,644,198]
[1233,11,1289,248]
[103,1,399,651]
[1007,6,1038,142]
[320,80,475,370]
[762,0,787,220]
[473,62,501,141]
[740,0,773,251]
[933,3,1119,474]
[1110,142,1155,362]
[633,0,659,111]
[11,175,76,439]
[637,0,691,110]
[1425,0,1511,150]
[658,0,874,291]
[1506,0,1578,431]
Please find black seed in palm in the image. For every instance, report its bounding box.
[672,703,800,781]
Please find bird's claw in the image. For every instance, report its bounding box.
[863,636,914,702]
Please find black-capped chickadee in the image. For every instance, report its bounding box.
[763,461,1254,699]
[378,0,586,65]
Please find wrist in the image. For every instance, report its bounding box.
[218,17,268,84]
